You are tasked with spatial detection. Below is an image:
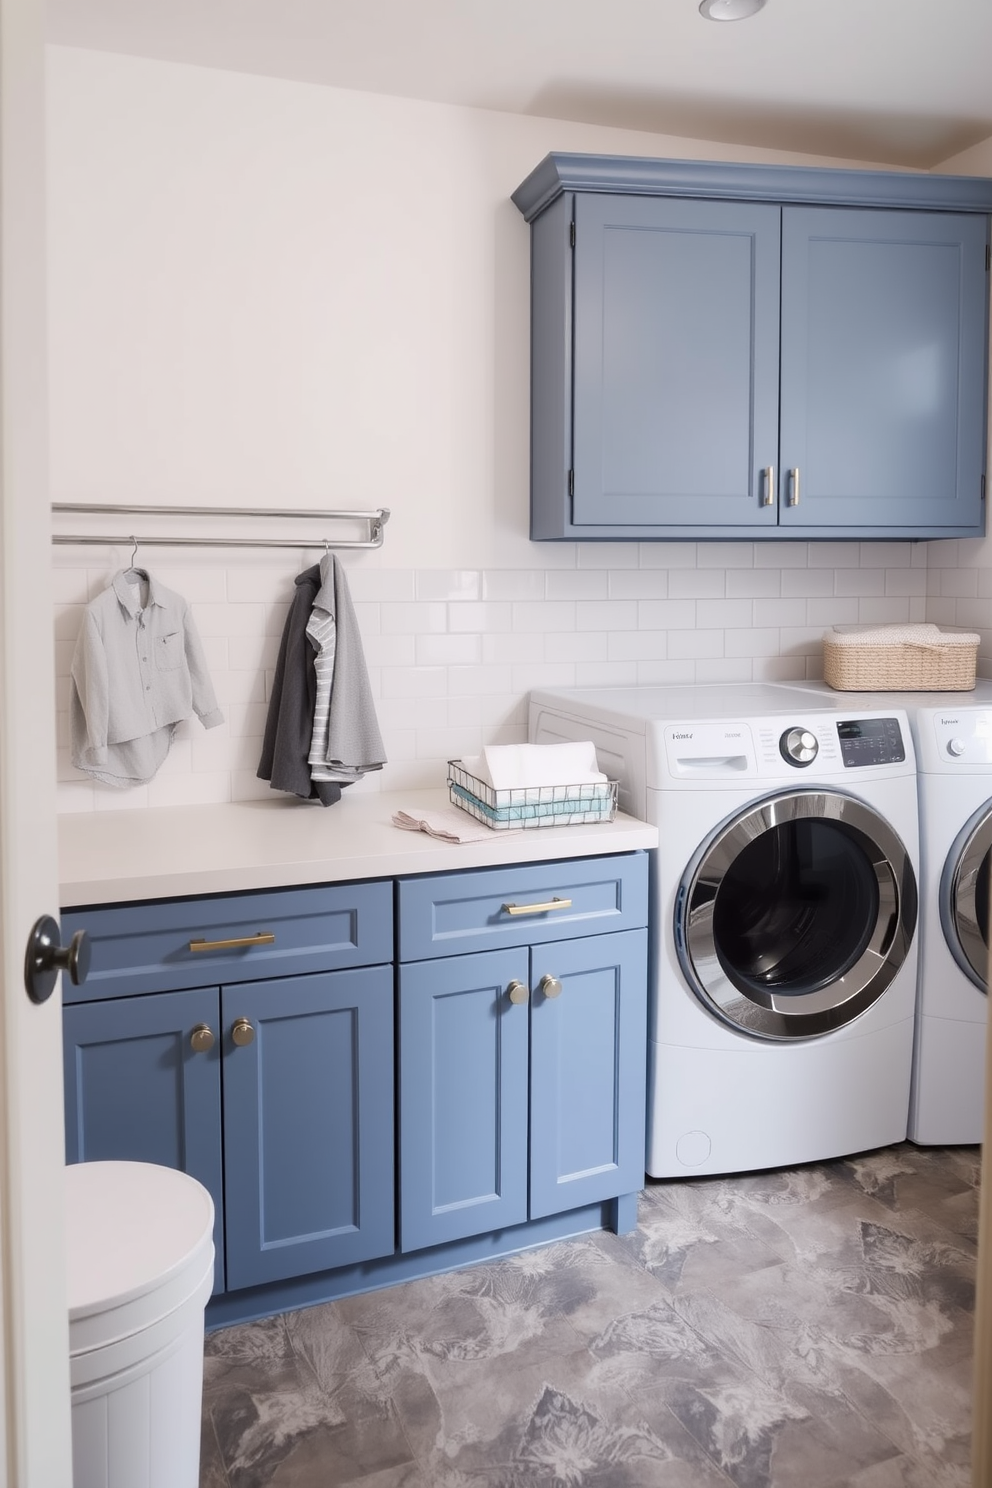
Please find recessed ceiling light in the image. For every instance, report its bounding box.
[699,0,767,19]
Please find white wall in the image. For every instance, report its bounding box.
[46,47,945,811]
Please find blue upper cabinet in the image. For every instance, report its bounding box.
[513,153,992,542]
[572,194,782,531]
[779,207,988,533]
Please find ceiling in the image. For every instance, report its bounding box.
[45,0,992,171]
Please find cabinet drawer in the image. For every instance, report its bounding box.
[397,852,647,962]
[61,880,393,1002]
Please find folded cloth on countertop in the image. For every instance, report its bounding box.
[460,741,607,790]
[392,807,520,843]
[827,623,981,649]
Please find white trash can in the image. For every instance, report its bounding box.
[66,1161,215,1488]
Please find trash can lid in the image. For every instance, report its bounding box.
[66,1161,215,1323]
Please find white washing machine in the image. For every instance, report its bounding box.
[529,683,920,1179]
[790,678,992,1145]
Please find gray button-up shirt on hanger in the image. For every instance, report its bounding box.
[70,569,224,788]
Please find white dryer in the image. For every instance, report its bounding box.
[791,679,992,1145]
[529,683,920,1179]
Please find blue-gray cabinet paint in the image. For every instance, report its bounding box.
[61,851,649,1322]
[514,153,992,542]
[221,967,394,1290]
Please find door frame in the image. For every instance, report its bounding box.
[0,0,74,1480]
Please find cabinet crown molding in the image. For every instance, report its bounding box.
[512,151,992,223]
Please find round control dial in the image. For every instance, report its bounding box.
[947,737,967,758]
[779,726,818,767]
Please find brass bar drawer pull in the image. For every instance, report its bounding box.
[501,897,573,917]
[188,931,276,952]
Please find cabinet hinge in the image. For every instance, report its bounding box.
[987,243,991,272]
[983,473,987,502]
[570,220,575,249]
[568,469,574,497]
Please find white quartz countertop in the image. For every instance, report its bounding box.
[59,789,658,907]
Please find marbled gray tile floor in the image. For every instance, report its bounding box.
[200,1143,979,1488]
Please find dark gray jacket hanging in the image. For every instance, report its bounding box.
[257,565,343,805]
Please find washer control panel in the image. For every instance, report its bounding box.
[837,717,906,768]
[930,710,992,765]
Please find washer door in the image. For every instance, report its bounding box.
[675,789,918,1041]
[939,802,992,992]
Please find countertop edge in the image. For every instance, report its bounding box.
[59,791,658,907]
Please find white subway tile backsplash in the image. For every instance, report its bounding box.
[696,542,754,569]
[52,546,975,814]
[608,631,667,662]
[833,568,886,597]
[754,542,807,568]
[695,599,753,629]
[546,632,609,663]
[449,602,513,634]
[638,542,698,569]
[637,599,696,631]
[416,570,482,601]
[512,601,577,633]
[667,629,725,660]
[724,627,781,658]
[576,600,638,632]
[726,570,781,599]
[668,569,725,599]
[608,571,669,599]
[381,601,448,634]
[482,570,545,601]
[546,570,609,601]
[415,634,482,667]
[752,598,807,629]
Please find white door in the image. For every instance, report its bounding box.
[0,0,74,1480]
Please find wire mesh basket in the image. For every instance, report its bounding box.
[447,759,618,830]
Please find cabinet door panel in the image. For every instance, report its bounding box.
[780,207,988,531]
[63,987,226,1291]
[222,966,394,1290]
[399,948,529,1252]
[572,194,780,529]
[529,929,647,1219]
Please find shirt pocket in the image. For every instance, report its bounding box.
[155,631,184,671]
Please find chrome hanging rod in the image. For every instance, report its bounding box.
[51,503,390,550]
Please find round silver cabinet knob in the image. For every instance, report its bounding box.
[779,726,818,767]
[506,980,529,1005]
[539,974,562,1000]
[231,1017,256,1047]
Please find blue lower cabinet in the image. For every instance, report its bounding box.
[398,928,648,1253]
[398,947,530,1252]
[63,986,227,1292]
[221,965,395,1290]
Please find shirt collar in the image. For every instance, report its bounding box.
[111,569,163,618]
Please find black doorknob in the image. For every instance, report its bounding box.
[24,915,91,1005]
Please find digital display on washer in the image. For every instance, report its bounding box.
[838,717,905,767]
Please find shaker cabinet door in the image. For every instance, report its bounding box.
[398,947,530,1252]
[779,206,988,533]
[222,965,395,1291]
[529,929,647,1219]
[572,193,781,531]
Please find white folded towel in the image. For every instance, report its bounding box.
[461,742,606,790]
[828,623,980,649]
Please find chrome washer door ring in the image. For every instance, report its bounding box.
[939,802,992,992]
[675,788,917,1041]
